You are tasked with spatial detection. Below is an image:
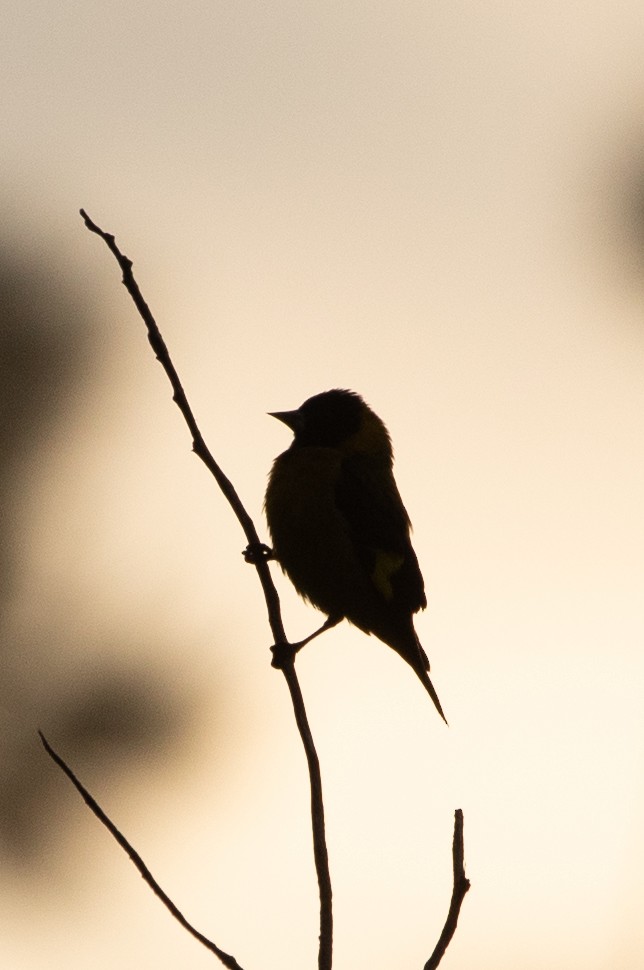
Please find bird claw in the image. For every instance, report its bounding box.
[243,542,274,564]
[270,641,297,669]
[271,616,340,669]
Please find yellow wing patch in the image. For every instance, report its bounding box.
[371,550,404,600]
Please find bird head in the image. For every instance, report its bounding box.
[269,389,392,458]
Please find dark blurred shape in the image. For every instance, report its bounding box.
[0,657,189,864]
[57,664,181,757]
[589,118,644,293]
[0,250,91,601]
[623,163,644,272]
[0,255,90,482]
[0,240,203,870]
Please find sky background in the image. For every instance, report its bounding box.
[2,2,644,968]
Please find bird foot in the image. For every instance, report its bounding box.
[271,615,342,669]
[243,542,274,564]
[270,641,298,669]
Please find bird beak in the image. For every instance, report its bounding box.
[268,409,302,433]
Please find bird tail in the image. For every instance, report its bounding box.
[411,633,448,724]
[383,625,448,724]
[415,664,448,725]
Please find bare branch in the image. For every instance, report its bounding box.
[79,209,284,643]
[424,809,470,970]
[279,661,333,967]
[39,732,244,969]
[78,209,333,970]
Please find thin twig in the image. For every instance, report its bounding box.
[424,809,470,970]
[79,209,333,970]
[79,209,283,641]
[39,732,244,970]
[280,661,333,967]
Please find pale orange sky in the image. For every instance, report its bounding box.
[2,2,644,968]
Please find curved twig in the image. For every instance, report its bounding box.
[78,209,333,970]
[424,809,470,970]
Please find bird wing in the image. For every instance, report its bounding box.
[266,447,376,618]
[335,453,427,615]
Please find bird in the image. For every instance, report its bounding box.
[264,388,446,722]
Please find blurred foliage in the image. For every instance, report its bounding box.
[0,244,193,868]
